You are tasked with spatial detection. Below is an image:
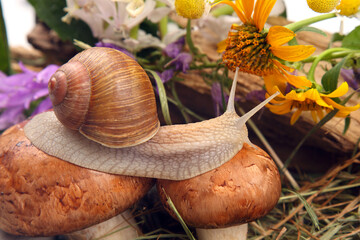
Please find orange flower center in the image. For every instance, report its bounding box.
[291,99,326,111]
[222,24,273,75]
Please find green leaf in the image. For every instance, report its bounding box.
[319,224,342,240]
[283,189,320,230]
[288,37,298,46]
[342,26,360,50]
[321,57,347,92]
[146,70,172,125]
[28,0,96,45]
[0,1,11,75]
[295,26,327,37]
[331,33,345,43]
[343,116,350,135]
[161,188,196,240]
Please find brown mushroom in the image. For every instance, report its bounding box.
[157,143,281,239]
[0,120,154,238]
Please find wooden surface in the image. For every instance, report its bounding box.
[172,17,360,172]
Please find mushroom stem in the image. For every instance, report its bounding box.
[67,210,141,240]
[196,224,248,240]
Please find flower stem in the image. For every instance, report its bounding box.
[301,50,355,63]
[170,80,191,123]
[130,25,139,39]
[157,1,168,39]
[211,5,234,17]
[285,12,337,32]
[308,47,350,82]
[186,19,198,55]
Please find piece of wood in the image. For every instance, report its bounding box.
[171,17,359,171]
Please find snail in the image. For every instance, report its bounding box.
[24,47,278,180]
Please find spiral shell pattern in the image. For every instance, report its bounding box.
[48,47,160,148]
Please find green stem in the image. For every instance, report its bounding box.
[190,62,218,69]
[211,5,234,17]
[186,19,198,55]
[170,80,191,123]
[167,97,206,121]
[285,12,337,32]
[308,47,349,82]
[301,50,356,63]
[0,1,12,75]
[157,1,168,39]
[129,25,139,39]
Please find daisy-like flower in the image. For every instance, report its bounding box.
[264,74,360,124]
[62,0,156,40]
[216,0,315,87]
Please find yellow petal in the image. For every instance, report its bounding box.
[253,0,276,30]
[311,110,319,123]
[240,0,254,21]
[317,108,324,120]
[214,0,247,23]
[271,45,316,62]
[217,39,228,53]
[321,82,348,98]
[304,89,333,108]
[285,73,312,88]
[266,100,292,114]
[323,97,360,115]
[290,109,302,125]
[285,90,306,102]
[264,73,288,94]
[267,26,296,47]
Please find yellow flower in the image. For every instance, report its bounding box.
[215,0,315,87]
[175,0,212,19]
[307,0,340,13]
[264,74,360,124]
[336,0,360,16]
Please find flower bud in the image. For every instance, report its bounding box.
[336,0,360,16]
[306,0,340,13]
[175,0,209,19]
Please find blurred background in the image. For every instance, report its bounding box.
[2,0,360,48]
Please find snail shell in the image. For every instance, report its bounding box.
[48,47,160,148]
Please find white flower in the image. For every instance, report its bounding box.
[62,0,156,39]
[197,14,240,43]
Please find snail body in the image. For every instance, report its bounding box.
[24,47,277,180]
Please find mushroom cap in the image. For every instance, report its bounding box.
[157,143,281,228]
[0,121,154,236]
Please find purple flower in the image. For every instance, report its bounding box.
[246,89,266,102]
[211,82,229,116]
[0,63,59,130]
[166,53,192,73]
[164,37,185,58]
[95,42,135,59]
[158,69,175,83]
[341,68,359,90]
